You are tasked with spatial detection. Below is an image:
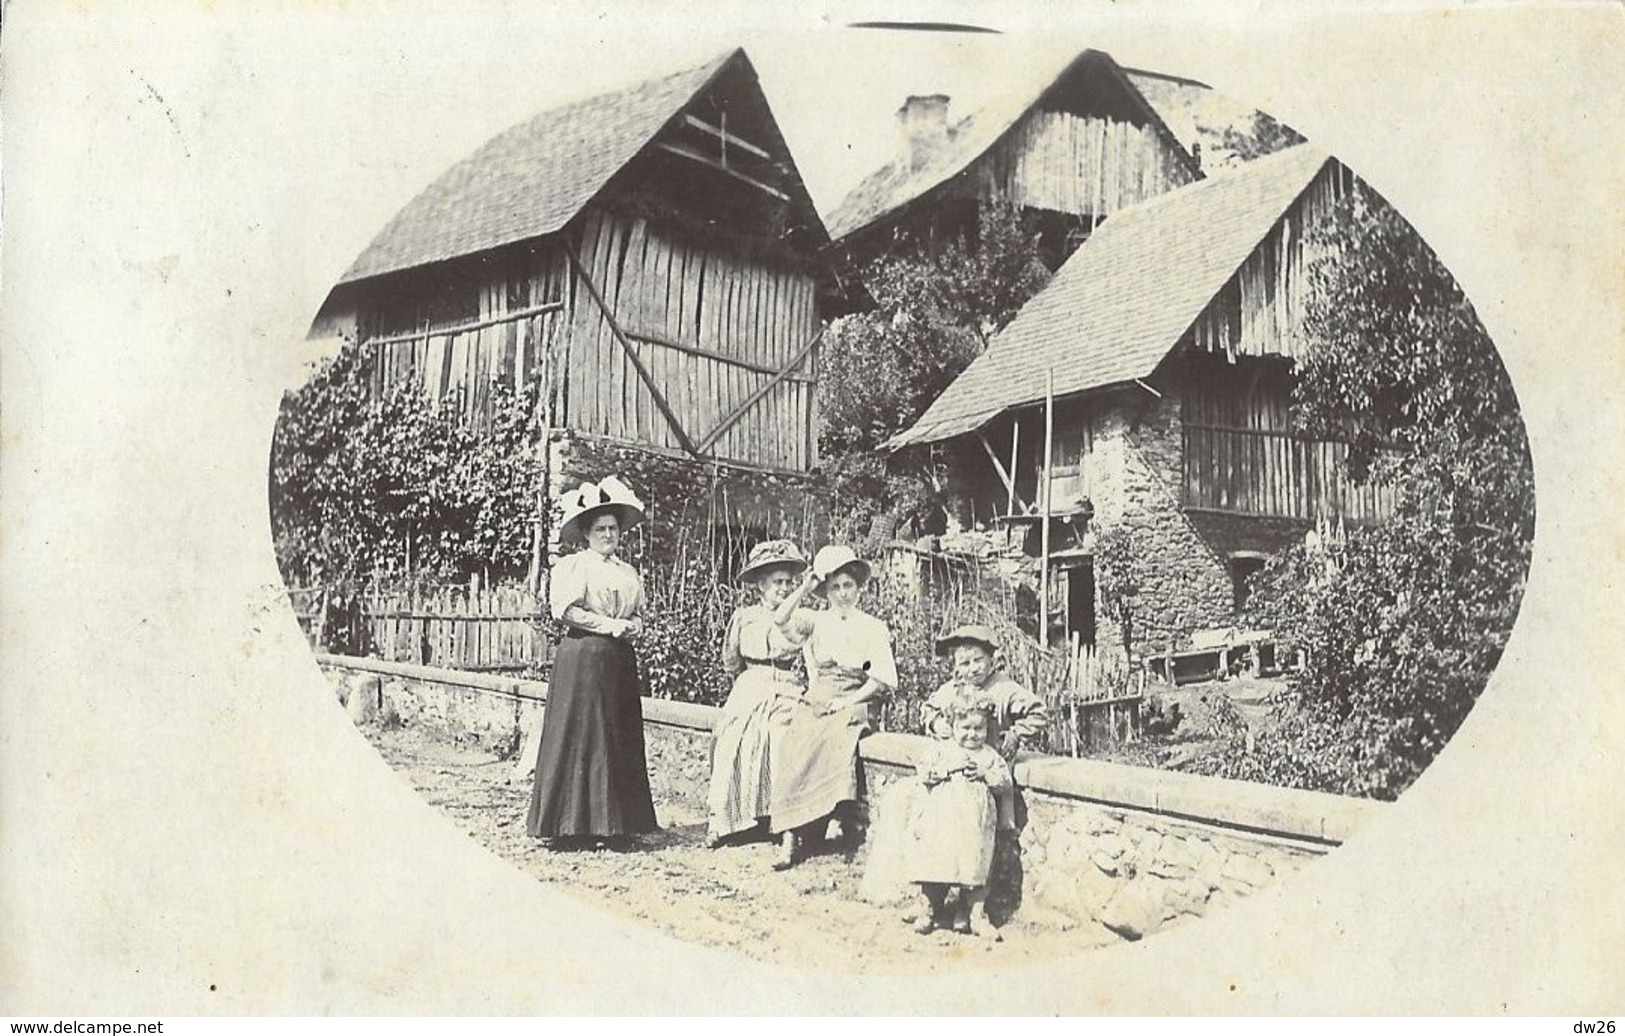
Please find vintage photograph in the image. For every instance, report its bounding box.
[5,0,1619,1017]
[269,27,1533,968]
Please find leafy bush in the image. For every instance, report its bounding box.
[817,203,1050,533]
[270,344,545,588]
[1198,186,1535,800]
[636,543,748,705]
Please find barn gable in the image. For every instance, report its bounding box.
[338,48,827,288]
[825,48,1201,263]
[323,49,834,478]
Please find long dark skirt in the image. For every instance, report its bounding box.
[526,634,658,838]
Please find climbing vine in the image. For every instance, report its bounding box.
[269,342,546,589]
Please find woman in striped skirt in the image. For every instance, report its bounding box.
[705,540,817,847]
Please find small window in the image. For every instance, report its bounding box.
[1229,553,1268,614]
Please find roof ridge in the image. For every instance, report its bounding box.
[1088,142,1326,225]
[337,47,759,284]
[891,146,1340,448]
[827,47,1199,242]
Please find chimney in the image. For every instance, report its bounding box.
[897,94,951,173]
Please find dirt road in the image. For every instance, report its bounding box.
[365,725,1120,973]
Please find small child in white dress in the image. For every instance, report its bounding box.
[903,702,1011,939]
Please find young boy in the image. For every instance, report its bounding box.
[923,625,1049,831]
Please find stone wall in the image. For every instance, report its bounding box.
[1186,509,1309,561]
[1088,382,1318,657]
[1090,387,1233,655]
[320,656,718,813]
[319,654,1380,943]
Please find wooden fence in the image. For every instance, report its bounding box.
[1041,637,1144,757]
[286,586,327,649]
[361,585,553,673]
[290,568,1137,753]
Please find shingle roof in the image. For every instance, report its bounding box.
[340,49,813,284]
[825,49,1199,243]
[888,145,1331,448]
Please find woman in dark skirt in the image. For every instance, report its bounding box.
[526,476,658,844]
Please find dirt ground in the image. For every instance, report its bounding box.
[363,724,1121,974]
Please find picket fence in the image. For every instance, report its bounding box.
[360,585,553,672]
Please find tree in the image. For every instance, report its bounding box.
[1200,185,1536,800]
[817,203,1050,532]
[1200,110,1307,167]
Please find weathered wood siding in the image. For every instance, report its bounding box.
[977,110,1197,220]
[561,209,821,471]
[355,210,822,472]
[1191,164,1350,362]
[1178,165,1389,522]
[1182,374,1395,522]
[1046,402,1096,514]
[362,246,570,429]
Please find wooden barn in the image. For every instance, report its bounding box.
[888,145,1395,661]
[825,48,1203,277]
[310,49,836,573]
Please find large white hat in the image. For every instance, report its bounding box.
[557,476,645,542]
[810,544,872,587]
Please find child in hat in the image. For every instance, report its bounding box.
[923,625,1048,831]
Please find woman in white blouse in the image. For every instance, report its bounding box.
[768,545,898,869]
[525,477,658,845]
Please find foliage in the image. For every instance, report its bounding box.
[270,344,546,588]
[1205,110,1307,166]
[1198,186,1535,800]
[633,536,750,705]
[1092,524,1146,658]
[817,203,1050,532]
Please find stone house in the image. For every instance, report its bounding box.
[825,48,1203,280]
[888,146,1394,661]
[309,49,839,581]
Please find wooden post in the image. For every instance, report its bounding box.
[529,286,559,596]
[527,486,547,593]
[1069,630,1082,757]
[1039,368,1055,650]
[1008,420,1020,517]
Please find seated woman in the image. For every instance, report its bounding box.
[768,545,897,870]
[706,540,817,847]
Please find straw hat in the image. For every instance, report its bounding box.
[934,623,1001,656]
[557,476,645,542]
[810,544,872,587]
[735,539,809,585]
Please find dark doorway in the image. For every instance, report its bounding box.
[1230,553,1267,613]
[1061,561,1097,650]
